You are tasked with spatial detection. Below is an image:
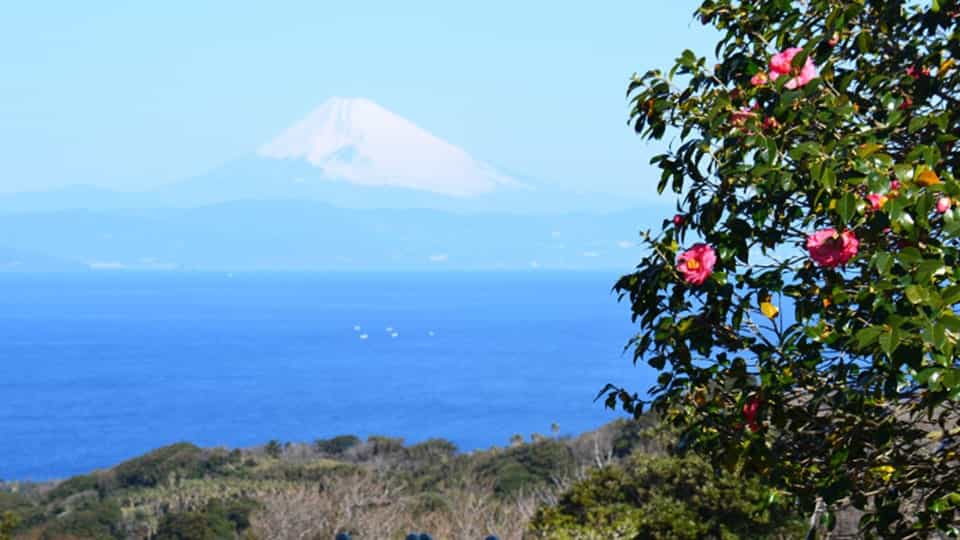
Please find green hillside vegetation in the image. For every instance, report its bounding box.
[0,417,805,539]
[528,453,805,539]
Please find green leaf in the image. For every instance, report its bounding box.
[879,327,901,355]
[856,326,884,349]
[896,211,915,232]
[909,116,928,134]
[946,209,960,236]
[934,322,948,349]
[916,260,947,282]
[918,367,942,385]
[874,252,893,274]
[894,163,915,182]
[820,167,837,191]
[942,369,960,391]
[942,284,960,305]
[905,285,924,304]
[899,247,923,265]
[941,312,960,333]
[764,137,778,164]
[837,192,857,223]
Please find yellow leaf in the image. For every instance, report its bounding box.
[871,465,895,482]
[858,143,883,157]
[760,302,779,319]
[940,58,956,77]
[917,168,941,187]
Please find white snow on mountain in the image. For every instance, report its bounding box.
[257,97,518,197]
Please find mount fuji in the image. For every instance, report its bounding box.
[148,97,538,211]
[258,97,518,197]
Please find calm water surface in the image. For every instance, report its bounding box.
[0,272,649,480]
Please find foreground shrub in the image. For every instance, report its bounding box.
[0,512,19,540]
[112,443,205,488]
[478,439,575,496]
[528,453,805,539]
[154,499,256,540]
[40,499,122,540]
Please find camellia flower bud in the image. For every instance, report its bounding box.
[750,72,768,86]
[937,197,952,214]
[742,396,762,432]
[866,193,887,211]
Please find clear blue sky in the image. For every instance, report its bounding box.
[0,1,715,199]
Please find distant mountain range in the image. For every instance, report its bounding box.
[0,201,654,271]
[0,98,658,271]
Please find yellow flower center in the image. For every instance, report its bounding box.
[686,259,701,270]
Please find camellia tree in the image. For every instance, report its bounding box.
[605,0,960,536]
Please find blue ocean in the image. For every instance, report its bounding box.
[0,272,649,481]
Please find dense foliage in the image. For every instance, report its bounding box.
[153,500,258,540]
[313,435,361,456]
[528,453,805,539]
[607,0,960,536]
[0,512,19,540]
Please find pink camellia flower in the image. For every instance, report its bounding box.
[937,197,952,214]
[806,228,859,268]
[890,179,901,191]
[769,47,819,89]
[750,72,768,86]
[762,116,781,131]
[743,396,762,432]
[866,193,887,211]
[673,214,685,226]
[676,243,717,286]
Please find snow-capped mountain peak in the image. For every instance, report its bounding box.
[257,97,517,197]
